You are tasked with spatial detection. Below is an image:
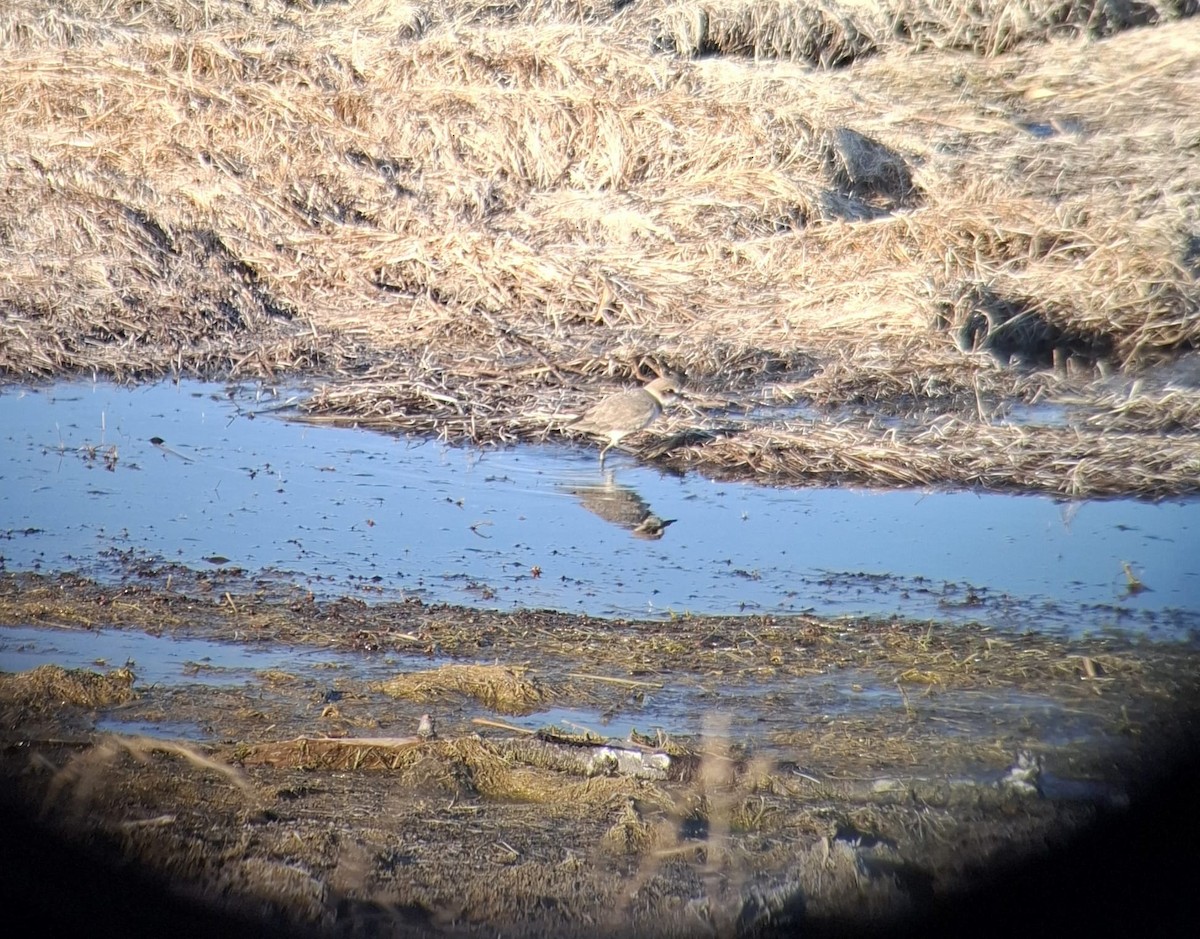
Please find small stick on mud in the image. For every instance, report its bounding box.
[566,672,664,689]
[471,717,536,735]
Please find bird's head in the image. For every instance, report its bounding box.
[644,374,685,405]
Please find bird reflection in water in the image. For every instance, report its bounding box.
[562,472,676,540]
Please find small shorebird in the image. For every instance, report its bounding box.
[570,374,685,466]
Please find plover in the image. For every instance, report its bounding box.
[569,375,684,466]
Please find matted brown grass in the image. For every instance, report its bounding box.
[1,1,1197,494]
[648,0,1194,61]
[0,663,136,709]
[375,663,552,715]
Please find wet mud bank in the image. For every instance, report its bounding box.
[3,571,1199,937]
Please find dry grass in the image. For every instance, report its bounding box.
[375,663,552,715]
[649,0,880,65]
[1,1,1197,494]
[0,663,136,708]
[233,733,648,804]
[649,0,1195,61]
[668,417,1200,497]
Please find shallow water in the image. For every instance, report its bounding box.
[0,621,1104,759]
[1,379,1197,637]
[0,623,352,687]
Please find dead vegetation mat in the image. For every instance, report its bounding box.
[1,1,1199,495]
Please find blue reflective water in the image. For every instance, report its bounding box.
[1,380,1197,636]
[0,624,345,687]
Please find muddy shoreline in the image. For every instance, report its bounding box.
[3,570,1198,936]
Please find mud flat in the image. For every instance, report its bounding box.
[2,569,1199,936]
